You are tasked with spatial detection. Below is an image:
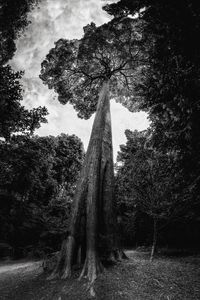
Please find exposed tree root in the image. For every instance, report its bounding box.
[78,250,104,297]
[79,250,104,281]
[46,239,68,280]
[61,236,75,279]
[47,236,75,280]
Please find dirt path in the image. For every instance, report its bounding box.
[0,251,199,300]
[0,261,43,299]
[0,261,42,274]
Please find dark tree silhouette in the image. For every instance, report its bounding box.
[0,66,48,140]
[0,0,39,64]
[104,0,200,221]
[116,130,181,261]
[0,133,84,257]
[40,17,145,287]
[0,0,48,139]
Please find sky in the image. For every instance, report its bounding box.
[11,0,149,161]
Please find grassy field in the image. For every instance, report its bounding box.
[0,250,200,300]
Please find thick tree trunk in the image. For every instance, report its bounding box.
[49,80,121,284]
[150,218,157,262]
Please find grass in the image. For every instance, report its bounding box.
[0,250,200,299]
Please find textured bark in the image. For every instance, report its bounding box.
[48,80,124,284]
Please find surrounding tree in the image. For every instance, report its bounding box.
[116,129,188,261]
[0,134,84,256]
[0,0,39,64]
[40,17,146,287]
[104,0,200,216]
[0,0,48,140]
[0,65,48,140]
[53,133,85,200]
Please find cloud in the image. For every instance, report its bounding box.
[10,0,149,161]
[11,0,110,77]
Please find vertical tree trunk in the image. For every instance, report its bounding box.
[49,80,118,283]
[150,218,157,262]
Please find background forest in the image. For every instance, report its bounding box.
[0,0,200,263]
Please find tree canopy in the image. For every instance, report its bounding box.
[104,0,200,205]
[40,18,146,118]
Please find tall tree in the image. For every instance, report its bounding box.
[40,18,145,286]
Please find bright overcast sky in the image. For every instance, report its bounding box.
[10,0,149,161]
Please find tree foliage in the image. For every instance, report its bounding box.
[0,0,48,140]
[0,134,84,256]
[40,18,146,119]
[116,128,200,251]
[105,0,200,206]
[116,129,178,220]
[0,65,48,140]
[0,0,39,64]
